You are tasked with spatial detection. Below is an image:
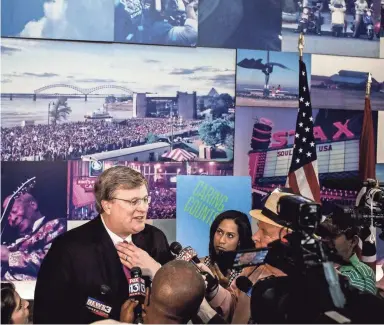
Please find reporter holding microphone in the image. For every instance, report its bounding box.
[200,210,254,288]
[114,260,206,324]
[203,189,289,324]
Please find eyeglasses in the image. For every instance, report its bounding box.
[112,196,151,207]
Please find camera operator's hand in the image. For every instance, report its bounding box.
[195,263,220,296]
[201,271,219,294]
[120,299,139,323]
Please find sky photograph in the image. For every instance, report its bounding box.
[236,49,311,89]
[1,38,236,96]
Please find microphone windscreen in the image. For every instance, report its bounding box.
[131,267,142,277]
[170,241,183,255]
[100,284,111,295]
[236,276,253,294]
[176,246,198,262]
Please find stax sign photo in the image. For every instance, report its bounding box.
[270,119,356,149]
[129,277,146,294]
[277,144,332,157]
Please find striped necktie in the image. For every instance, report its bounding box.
[122,240,131,282]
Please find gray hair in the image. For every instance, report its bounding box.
[94,166,148,214]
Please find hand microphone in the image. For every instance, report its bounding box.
[236,276,253,297]
[128,267,146,324]
[170,241,219,293]
[170,241,201,264]
[85,284,114,320]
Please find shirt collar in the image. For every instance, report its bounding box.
[339,253,360,272]
[101,215,132,245]
[32,217,45,232]
[348,253,360,266]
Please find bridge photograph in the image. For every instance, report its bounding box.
[1,38,236,162]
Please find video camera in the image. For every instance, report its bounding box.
[230,187,384,323]
[325,179,384,242]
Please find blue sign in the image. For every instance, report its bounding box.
[176,175,252,257]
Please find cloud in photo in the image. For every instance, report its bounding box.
[144,59,161,64]
[20,0,113,41]
[170,66,226,75]
[77,78,117,83]
[1,46,21,55]
[3,72,59,78]
[23,72,60,78]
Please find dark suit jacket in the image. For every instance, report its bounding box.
[33,216,173,324]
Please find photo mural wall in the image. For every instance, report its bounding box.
[1,0,383,299]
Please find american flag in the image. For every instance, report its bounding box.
[285,60,320,203]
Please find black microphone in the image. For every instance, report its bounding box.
[128,267,146,324]
[85,284,114,320]
[170,241,219,293]
[170,241,201,264]
[236,276,253,298]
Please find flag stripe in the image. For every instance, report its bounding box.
[303,163,321,202]
[312,160,320,184]
[294,168,315,201]
[288,172,300,194]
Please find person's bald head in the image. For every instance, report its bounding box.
[145,260,205,324]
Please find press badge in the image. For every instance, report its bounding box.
[86,297,112,318]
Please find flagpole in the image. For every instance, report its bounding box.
[365,72,372,98]
[298,33,304,61]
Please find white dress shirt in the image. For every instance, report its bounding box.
[101,215,132,245]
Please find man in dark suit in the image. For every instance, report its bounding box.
[33,166,173,324]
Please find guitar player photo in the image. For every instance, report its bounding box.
[1,162,67,281]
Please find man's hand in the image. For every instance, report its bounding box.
[120,299,139,323]
[116,242,161,278]
[1,245,9,263]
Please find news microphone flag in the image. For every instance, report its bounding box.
[285,59,320,203]
[175,246,199,263]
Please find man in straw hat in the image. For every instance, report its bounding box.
[203,188,294,324]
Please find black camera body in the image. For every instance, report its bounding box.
[277,194,322,232]
[330,179,384,239]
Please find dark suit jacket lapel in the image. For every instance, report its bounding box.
[132,230,146,251]
[92,216,128,296]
